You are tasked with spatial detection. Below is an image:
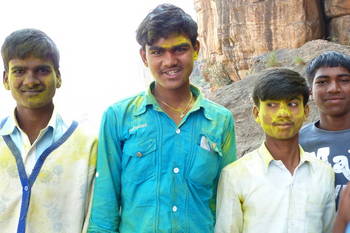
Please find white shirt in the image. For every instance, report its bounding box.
[215,143,335,233]
[0,108,70,174]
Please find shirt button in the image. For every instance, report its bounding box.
[136,152,143,157]
[24,186,29,191]
[175,129,181,134]
[173,167,179,174]
[172,206,178,212]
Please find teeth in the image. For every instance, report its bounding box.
[165,70,178,75]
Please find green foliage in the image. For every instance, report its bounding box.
[266,51,280,68]
[294,56,306,66]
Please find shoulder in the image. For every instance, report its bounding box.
[200,97,233,122]
[305,152,334,175]
[222,150,258,176]
[100,92,146,121]
[299,122,315,135]
[69,121,98,146]
[107,92,146,112]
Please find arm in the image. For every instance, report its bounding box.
[221,112,237,168]
[88,108,122,233]
[210,112,237,214]
[334,183,350,233]
[322,170,335,233]
[82,138,98,233]
[215,168,242,233]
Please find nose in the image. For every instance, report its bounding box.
[22,71,40,88]
[276,103,291,117]
[163,51,178,67]
[327,80,340,93]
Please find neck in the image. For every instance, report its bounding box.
[153,82,192,107]
[319,113,350,131]
[265,135,300,174]
[15,103,54,144]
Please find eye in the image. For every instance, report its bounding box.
[340,78,350,82]
[266,102,278,107]
[12,69,25,76]
[173,46,188,54]
[36,67,51,75]
[314,79,327,85]
[288,102,298,107]
[150,49,162,56]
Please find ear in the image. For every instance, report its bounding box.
[193,40,200,61]
[3,71,9,90]
[309,87,313,101]
[56,74,62,88]
[252,105,260,123]
[304,104,310,120]
[139,48,148,67]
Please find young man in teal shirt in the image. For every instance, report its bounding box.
[88,4,236,233]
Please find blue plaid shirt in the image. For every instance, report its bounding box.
[88,83,236,233]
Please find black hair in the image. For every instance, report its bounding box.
[306,51,350,86]
[253,68,309,106]
[1,28,60,73]
[136,3,198,49]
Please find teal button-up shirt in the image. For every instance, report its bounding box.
[88,84,236,233]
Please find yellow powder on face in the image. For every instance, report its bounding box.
[255,98,306,139]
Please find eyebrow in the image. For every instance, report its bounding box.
[315,73,350,79]
[149,43,191,51]
[10,64,52,70]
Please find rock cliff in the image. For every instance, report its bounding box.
[195,0,350,88]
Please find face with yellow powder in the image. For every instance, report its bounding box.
[140,33,199,90]
[253,96,309,140]
[3,56,61,110]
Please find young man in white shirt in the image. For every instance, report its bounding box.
[0,28,96,233]
[215,68,335,233]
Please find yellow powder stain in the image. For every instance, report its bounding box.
[159,35,191,49]
[37,170,53,183]
[254,97,307,139]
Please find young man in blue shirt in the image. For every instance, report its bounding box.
[299,51,350,204]
[88,4,236,233]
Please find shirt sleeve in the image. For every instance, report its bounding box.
[210,111,237,216]
[88,107,122,233]
[215,168,242,233]
[221,112,237,168]
[323,169,336,233]
[82,138,98,232]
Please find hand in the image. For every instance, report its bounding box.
[334,183,350,233]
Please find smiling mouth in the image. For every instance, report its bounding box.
[162,68,182,77]
[21,90,43,95]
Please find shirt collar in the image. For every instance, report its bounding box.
[0,106,61,136]
[258,142,311,172]
[133,81,214,120]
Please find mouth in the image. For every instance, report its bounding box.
[162,67,182,78]
[21,89,44,96]
[272,122,294,129]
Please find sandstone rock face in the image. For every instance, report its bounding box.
[206,40,350,158]
[325,0,350,45]
[195,0,324,84]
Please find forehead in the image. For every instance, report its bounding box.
[148,34,192,49]
[314,66,350,77]
[8,56,54,68]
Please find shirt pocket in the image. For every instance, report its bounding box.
[187,135,222,187]
[122,138,156,184]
